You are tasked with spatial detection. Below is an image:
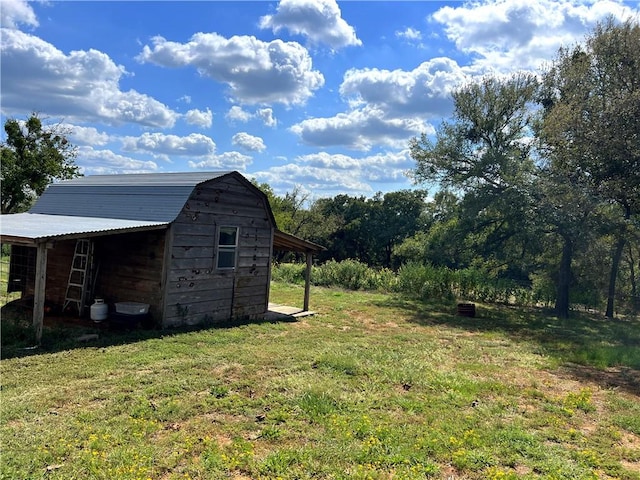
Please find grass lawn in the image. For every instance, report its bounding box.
[1,282,639,479]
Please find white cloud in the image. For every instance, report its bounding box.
[226,106,277,127]
[432,0,639,72]
[65,125,111,147]
[253,150,414,197]
[256,108,277,127]
[395,27,422,41]
[259,0,362,50]
[122,132,216,157]
[0,29,178,128]
[188,151,253,170]
[137,33,324,106]
[184,108,213,128]
[232,132,266,152]
[226,106,253,123]
[0,0,38,29]
[340,58,469,119]
[178,95,192,104]
[253,163,374,197]
[77,146,159,175]
[289,57,466,151]
[290,106,432,151]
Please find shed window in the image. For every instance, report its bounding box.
[216,226,238,269]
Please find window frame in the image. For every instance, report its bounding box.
[215,226,239,270]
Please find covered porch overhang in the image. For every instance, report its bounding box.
[0,213,169,344]
[273,230,325,313]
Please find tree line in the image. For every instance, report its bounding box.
[262,19,640,318]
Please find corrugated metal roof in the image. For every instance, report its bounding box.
[53,171,232,186]
[30,171,232,222]
[0,213,168,244]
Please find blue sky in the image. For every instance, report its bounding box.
[1,0,638,199]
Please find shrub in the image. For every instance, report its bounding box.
[271,262,306,284]
[396,262,455,301]
[312,259,395,291]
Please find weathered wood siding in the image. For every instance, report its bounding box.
[93,230,165,323]
[163,175,273,327]
[44,240,75,306]
[36,232,163,323]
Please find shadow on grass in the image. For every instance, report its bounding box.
[377,296,640,396]
[0,302,299,361]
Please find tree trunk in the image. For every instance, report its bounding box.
[627,243,638,313]
[555,235,573,319]
[605,205,631,318]
[605,237,625,318]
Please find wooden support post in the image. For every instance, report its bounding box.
[33,242,48,344]
[303,251,312,312]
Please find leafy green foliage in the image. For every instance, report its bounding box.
[539,18,640,317]
[1,113,80,213]
[311,259,395,291]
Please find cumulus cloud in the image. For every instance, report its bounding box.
[254,163,373,196]
[232,132,266,152]
[184,108,213,128]
[65,125,111,147]
[122,132,216,157]
[289,57,465,150]
[226,106,253,123]
[0,0,38,29]
[188,151,253,170]
[396,27,422,41]
[226,106,277,127]
[432,0,639,72]
[259,0,361,50]
[252,150,414,197]
[137,33,324,105]
[256,108,277,127]
[77,146,159,175]
[290,105,432,151]
[0,29,178,128]
[340,58,468,118]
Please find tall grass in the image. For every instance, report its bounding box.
[272,260,396,292]
[273,260,538,306]
[312,259,395,291]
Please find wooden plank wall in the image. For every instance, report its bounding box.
[44,240,75,307]
[163,175,273,327]
[93,230,165,323]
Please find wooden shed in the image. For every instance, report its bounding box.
[0,171,323,342]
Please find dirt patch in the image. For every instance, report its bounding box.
[557,363,640,397]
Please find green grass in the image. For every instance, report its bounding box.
[1,283,639,479]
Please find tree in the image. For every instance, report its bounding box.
[373,190,428,268]
[409,73,543,291]
[540,18,640,317]
[1,113,80,213]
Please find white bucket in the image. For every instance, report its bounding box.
[90,299,108,322]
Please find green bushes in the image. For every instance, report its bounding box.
[271,262,306,284]
[273,260,539,306]
[311,259,395,291]
[272,260,396,291]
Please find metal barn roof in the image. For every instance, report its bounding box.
[1,171,323,253]
[50,171,232,186]
[0,213,168,245]
[30,171,233,222]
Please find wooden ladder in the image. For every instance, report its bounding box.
[63,239,94,316]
